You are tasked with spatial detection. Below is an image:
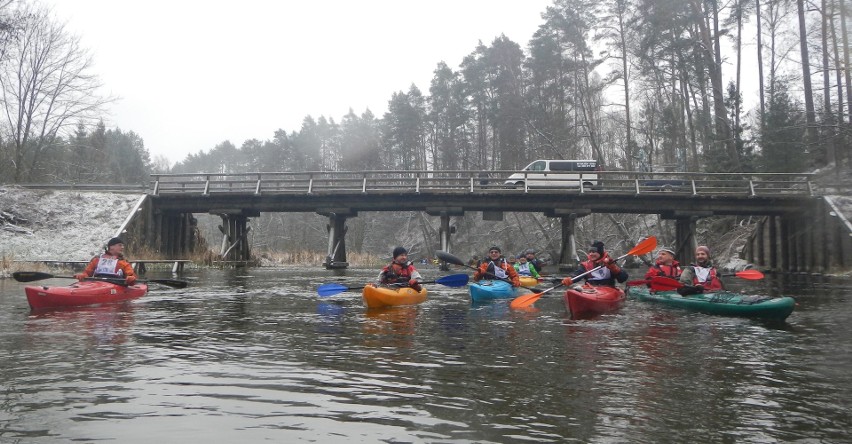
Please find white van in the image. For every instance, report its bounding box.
[504,159,600,189]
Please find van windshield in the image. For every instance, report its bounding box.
[525,161,546,172]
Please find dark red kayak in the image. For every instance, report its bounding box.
[25,280,148,310]
[563,284,626,319]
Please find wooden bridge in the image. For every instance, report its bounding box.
[112,169,849,273]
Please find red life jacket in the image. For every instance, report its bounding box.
[690,266,723,291]
[645,260,682,280]
[381,262,414,284]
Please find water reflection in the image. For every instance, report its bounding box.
[1,269,851,442]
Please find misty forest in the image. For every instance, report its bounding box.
[1,0,849,264]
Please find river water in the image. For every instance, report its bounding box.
[1,267,850,443]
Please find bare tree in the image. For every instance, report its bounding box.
[795,0,817,150]
[0,4,112,182]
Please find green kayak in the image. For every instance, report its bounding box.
[626,286,795,321]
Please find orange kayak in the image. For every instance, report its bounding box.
[362,285,428,308]
[25,280,148,310]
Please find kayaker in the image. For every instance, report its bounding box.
[524,249,545,274]
[75,237,138,285]
[644,248,682,280]
[561,240,628,287]
[375,247,423,291]
[514,254,541,278]
[678,245,724,295]
[474,246,521,287]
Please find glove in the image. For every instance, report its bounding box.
[607,263,622,274]
[473,272,483,281]
[677,285,703,296]
[511,277,521,287]
[409,279,422,292]
[125,275,137,285]
[561,277,573,286]
[602,257,614,265]
[75,273,87,281]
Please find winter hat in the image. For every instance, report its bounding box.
[696,245,711,256]
[658,247,676,256]
[488,246,501,253]
[589,240,605,255]
[392,246,407,258]
[107,237,124,247]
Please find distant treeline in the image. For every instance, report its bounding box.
[1,0,850,185]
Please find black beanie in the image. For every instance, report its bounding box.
[590,240,605,255]
[392,246,407,258]
[488,246,501,253]
[107,237,124,247]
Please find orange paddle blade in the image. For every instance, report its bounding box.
[510,291,545,309]
[625,236,657,257]
[734,269,765,280]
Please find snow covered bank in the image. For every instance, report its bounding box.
[0,187,143,262]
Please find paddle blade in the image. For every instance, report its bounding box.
[12,271,55,282]
[149,278,188,289]
[435,274,469,287]
[510,292,543,309]
[650,276,682,291]
[735,269,765,280]
[435,251,466,267]
[626,236,658,257]
[317,283,350,297]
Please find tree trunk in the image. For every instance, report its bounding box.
[690,0,739,170]
[756,0,767,126]
[821,0,836,166]
[840,0,852,125]
[797,0,818,154]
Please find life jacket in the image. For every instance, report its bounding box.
[381,261,415,284]
[580,258,613,281]
[646,260,682,279]
[690,265,723,291]
[516,262,533,276]
[482,259,510,279]
[93,254,126,278]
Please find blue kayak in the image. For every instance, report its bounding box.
[469,280,516,302]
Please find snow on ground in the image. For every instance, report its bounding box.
[0,186,143,261]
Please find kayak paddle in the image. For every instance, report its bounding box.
[316,273,470,297]
[650,269,765,291]
[509,236,658,309]
[12,271,188,289]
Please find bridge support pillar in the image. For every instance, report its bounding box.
[675,217,698,264]
[320,211,353,269]
[551,209,590,272]
[218,213,252,263]
[426,208,463,271]
[154,211,197,258]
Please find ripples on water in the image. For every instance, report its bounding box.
[1,269,850,442]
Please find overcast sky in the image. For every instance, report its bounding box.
[42,0,554,164]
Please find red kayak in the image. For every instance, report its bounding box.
[563,284,626,319]
[25,280,148,310]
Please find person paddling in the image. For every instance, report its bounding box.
[514,254,541,278]
[562,240,628,287]
[474,246,521,287]
[375,247,423,291]
[644,247,682,280]
[75,237,138,285]
[678,245,724,295]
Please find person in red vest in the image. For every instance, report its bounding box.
[75,237,137,285]
[474,246,521,287]
[562,240,628,287]
[644,248,682,280]
[375,247,423,291]
[678,245,724,295]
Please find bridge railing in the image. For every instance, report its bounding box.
[148,171,819,196]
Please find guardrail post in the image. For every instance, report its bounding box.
[634,179,640,194]
[153,179,160,195]
[691,180,697,196]
[362,175,367,193]
[308,176,313,194]
[416,176,420,193]
[470,177,474,192]
[255,174,262,195]
[749,180,756,197]
[203,176,210,196]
